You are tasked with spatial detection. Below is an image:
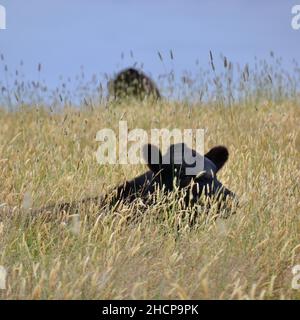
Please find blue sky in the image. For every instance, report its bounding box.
[0,0,299,86]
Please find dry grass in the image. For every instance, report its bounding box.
[0,99,299,299]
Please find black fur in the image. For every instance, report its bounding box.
[111,143,235,207]
[205,146,229,172]
[33,143,235,219]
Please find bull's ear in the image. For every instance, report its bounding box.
[142,144,164,174]
[205,146,229,172]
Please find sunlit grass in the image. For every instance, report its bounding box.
[0,97,299,299]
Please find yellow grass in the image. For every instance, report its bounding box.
[0,100,299,299]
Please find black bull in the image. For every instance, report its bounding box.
[34,143,236,218]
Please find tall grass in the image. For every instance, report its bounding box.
[0,54,299,299]
[1,52,300,109]
[0,99,299,299]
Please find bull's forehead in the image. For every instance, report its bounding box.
[203,157,217,175]
[183,157,217,176]
[163,143,201,165]
[163,143,217,175]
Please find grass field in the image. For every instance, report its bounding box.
[0,98,299,299]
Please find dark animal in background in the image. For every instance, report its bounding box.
[108,68,161,101]
[112,143,235,207]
